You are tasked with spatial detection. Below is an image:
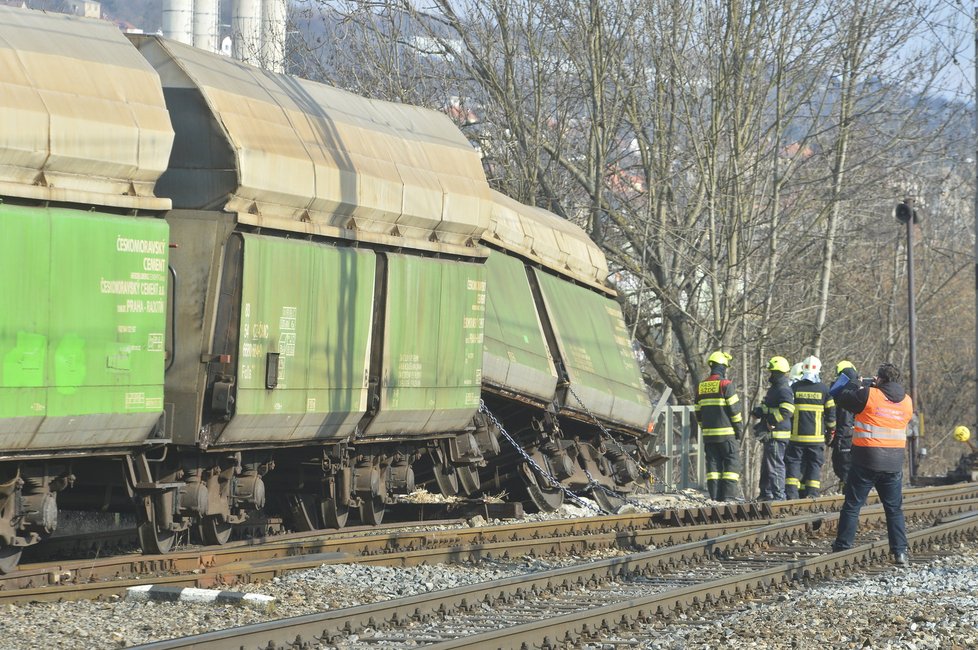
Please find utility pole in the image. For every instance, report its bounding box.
[974,6,978,455]
[895,197,919,480]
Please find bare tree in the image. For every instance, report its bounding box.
[290,0,975,478]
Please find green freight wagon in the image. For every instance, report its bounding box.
[0,7,174,571]
[479,190,656,512]
[131,35,494,536]
[0,6,661,573]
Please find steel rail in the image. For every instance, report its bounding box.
[0,502,777,594]
[13,484,974,588]
[0,514,778,605]
[126,495,978,650]
[425,514,978,649]
[3,484,976,605]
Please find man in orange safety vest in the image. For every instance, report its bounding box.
[829,362,913,566]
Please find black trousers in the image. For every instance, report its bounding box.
[831,447,852,488]
[759,439,788,500]
[785,442,824,498]
[705,437,741,501]
[831,432,853,489]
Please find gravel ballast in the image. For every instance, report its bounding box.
[4,492,977,649]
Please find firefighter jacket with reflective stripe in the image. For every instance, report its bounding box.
[695,372,743,439]
[836,380,911,472]
[760,373,794,440]
[790,379,836,444]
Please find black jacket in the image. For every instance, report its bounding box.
[830,368,859,449]
[757,372,794,440]
[695,366,744,441]
[834,378,908,472]
[790,378,836,444]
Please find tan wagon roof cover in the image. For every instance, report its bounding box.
[137,36,490,254]
[485,190,610,291]
[0,7,173,209]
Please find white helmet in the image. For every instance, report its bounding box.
[788,362,803,384]
[800,356,821,382]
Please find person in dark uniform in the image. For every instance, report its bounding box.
[694,351,744,501]
[752,356,794,501]
[831,362,914,565]
[785,355,836,498]
[827,360,860,490]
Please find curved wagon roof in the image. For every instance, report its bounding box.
[131,36,491,256]
[485,190,611,293]
[0,7,174,210]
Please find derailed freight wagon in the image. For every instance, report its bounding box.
[0,6,656,571]
[477,191,658,512]
[0,8,175,571]
[129,34,494,551]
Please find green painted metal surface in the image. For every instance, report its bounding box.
[534,269,653,431]
[227,235,376,442]
[366,255,485,436]
[0,204,167,447]
[482,252,557,400]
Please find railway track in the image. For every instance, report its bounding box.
[2,485,975,606]
[128,490,978,649]
[4,498,767,599]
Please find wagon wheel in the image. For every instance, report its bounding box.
[138,520,176,555]
[519,463,564,512]
[321,498,349,529]
[591,487,626,514]
[359,494,386,526]
[320,475,349,529]
[431,456,460,497]
[287,494,318,533]
[457,465,481,495]
[199,514,232,546]
[0,545,22,575]
[137,496,176,555]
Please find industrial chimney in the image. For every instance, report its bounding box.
[231,0,262,66]
[193,0,220,54]
[260,0,287,73]
[162,0,194,45]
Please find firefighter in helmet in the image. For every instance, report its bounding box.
[785,356,836,498]
[827,360,860,490]
[752,356,795,500]
[694,350,744,501]
[788,362,804,385]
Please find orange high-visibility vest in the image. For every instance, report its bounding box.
[853,387,913,449]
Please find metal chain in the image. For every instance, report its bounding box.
[565,385,654,478]
[478,400,605,514]
[581,467,656,512]
[567,389,713,507]
[564,385,668,512]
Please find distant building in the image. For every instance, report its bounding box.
[117,20,144,35]
[65,0,100,18]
